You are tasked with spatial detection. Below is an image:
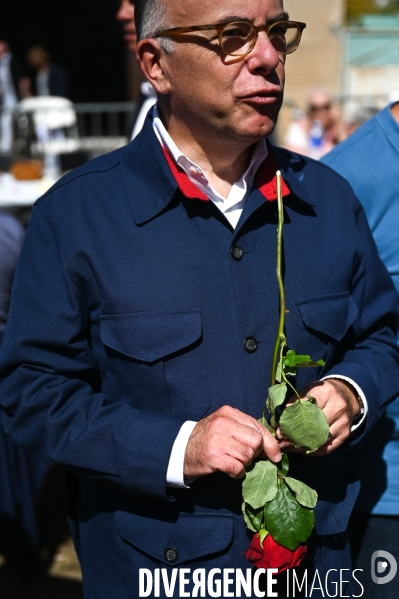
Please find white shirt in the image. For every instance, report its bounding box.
[151,107,368,487]
[131,82,157,140]
[153,105,268,229]
[0,51,17,107]
[36,69,50,96]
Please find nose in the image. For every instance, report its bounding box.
[245,32,282,75]
[116,1,135,22]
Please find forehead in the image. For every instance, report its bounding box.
[168,0,285,23]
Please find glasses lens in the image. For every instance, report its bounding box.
[220,22,254,56]
[268,22,300,54]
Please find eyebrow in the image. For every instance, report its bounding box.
[267,12,290,24]
[214,12,290,26]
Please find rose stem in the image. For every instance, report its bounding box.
[271,171,286,386]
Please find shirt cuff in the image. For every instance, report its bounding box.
[166,420,197,488]
[321,374,368,432]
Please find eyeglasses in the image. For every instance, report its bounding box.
[309,103,332,113]
[155,19,306,58]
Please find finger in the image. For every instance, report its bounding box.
[232,423,282,463]
[220,406,272,439]
[310,422,350,456]
[262,430,282,463]
[223,438,257,466]
[221,456,247,480]
[278,439,295,451]
[328,419,351,445]
[232,421,265,448]
[322,401,352,429]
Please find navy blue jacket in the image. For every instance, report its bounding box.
[1,115,399,596]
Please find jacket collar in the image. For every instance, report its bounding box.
[121,111,314,226]
[269,145,315,207]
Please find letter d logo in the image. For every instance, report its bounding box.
[371,551,397,585]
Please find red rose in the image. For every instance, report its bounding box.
[245,533,307,574]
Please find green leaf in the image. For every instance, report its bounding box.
[242,502,263,532]
[266,382,287,413]
[283,349,325,369]
[275,360,282,383]
[285,477,318,509]
[266,382,287,429]
[277,453,290,477]
[258,415,273,433]
[259,528,269,546]
[264,481,315,550]
[278,398,330,453]
[243,460,278,509]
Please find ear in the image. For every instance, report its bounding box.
[136,39,171,95]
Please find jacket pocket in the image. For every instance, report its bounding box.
[114,509,234,567]
[294,292,358,384]
[296,292,358,341]
[100,309,210,419]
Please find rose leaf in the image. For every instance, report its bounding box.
[264,482,315,551]
[243,459,278,509]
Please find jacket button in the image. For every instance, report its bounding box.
[164,547,179,563]
[244,337,258,353]
[231,245,243,261]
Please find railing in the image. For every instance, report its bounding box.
[74,101,135,137]
[1,101,137,157]
[73,101,136,153]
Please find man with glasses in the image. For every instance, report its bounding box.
[1,1,399,597]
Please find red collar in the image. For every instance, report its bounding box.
[161,145,290,202]
[255,154,290,201]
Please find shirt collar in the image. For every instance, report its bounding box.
[140,81,157,98]
[152,105,289,203]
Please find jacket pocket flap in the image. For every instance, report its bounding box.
[296,292,358,341]
[114,510,233,566]
[100,310,202,363]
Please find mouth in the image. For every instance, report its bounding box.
[239,91,282,105]
[122,24,137,36]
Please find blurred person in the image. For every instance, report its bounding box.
[0,2,399,597]
[116,0,156,138]
[346,105,379,136]
[283,88,342,159]
[116,0,137,51]
[0,40,30,154]
[0,212,49,581]
[0,212,24,339]
[322,102,399,598]
[26,45,70,99]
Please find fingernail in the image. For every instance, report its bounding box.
[273,451,282,462]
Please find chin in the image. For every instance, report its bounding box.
[236,118,277,142]
[237,106,280,139]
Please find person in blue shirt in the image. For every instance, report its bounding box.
[322,102,399,598]
[0,212,24,340]
[1,1,399,597]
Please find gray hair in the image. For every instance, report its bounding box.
[136,0,175,53]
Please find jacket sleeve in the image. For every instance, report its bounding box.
[0,204,186,500]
